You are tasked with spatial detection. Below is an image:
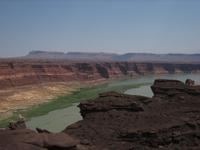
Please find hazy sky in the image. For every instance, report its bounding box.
[0,0,200,57]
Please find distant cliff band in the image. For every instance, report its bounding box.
[0,60,200,89]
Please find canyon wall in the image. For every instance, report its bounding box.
[0,60,200,89]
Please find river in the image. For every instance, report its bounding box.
[26,73,200,132]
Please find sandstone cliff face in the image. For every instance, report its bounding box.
[0,60,200,89]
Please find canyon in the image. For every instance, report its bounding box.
[0,57,200,149]
[0,59,200,118]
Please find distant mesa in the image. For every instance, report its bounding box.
[26,50,66,59]
[26,50,116,61]
[24,50,200,62]
[28,50,65,55]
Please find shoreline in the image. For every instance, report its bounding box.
[0,76,148,127]
[0,78,114,118]
[0,82,79,118]
[1,72,199,128]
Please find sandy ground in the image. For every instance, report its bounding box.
[0,78,109,119]
[0,82,80,119]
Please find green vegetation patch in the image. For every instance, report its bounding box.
[0,81,150,127]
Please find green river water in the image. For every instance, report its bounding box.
[26,73,200,132]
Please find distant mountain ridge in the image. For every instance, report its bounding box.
[25,50,200,62]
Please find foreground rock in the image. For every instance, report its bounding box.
[0,121,81,150]
[0,129,80,150]
[64,79,200,150]
[151,79,200,97]
[1,79,200,150]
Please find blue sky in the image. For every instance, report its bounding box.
[0,0,200,57]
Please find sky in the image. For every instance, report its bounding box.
[0,0,200,57]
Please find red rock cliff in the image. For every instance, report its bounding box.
[0,60,200,89]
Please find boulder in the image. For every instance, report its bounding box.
[8,120,26,130]
[185,79,195,86]
[79,91,147,118]
[0,128,79,150]
[151,79,200,97]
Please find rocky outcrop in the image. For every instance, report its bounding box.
[0,120,82,150]
[0,59,200,89]
[1,79,200,149]
[79,91,147,118]
[64,79,200,150]
[0,129,80,150]
[151,79,200,97]
[8,120,26,130]
[185,79,195,86]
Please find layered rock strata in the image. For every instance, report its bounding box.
[1,60,200,89]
